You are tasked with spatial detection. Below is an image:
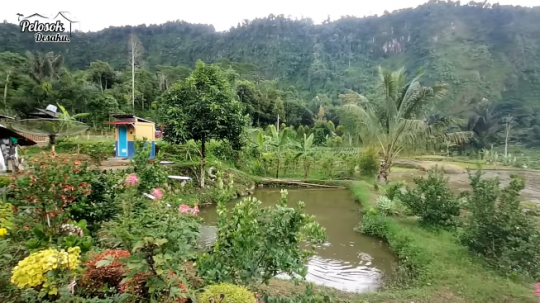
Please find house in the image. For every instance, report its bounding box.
[105,114,156,159]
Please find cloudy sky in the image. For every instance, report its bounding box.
[2,0,538,32]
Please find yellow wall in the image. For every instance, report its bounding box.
[114,124,136,141]
[134,121,155,142]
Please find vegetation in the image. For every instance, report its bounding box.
[0,2,540,302]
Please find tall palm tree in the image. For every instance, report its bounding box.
[340,66,472,183]
[25,51,64,84]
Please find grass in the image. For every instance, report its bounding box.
[347,181,537,303]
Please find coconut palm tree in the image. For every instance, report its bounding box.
[340,66,472,183]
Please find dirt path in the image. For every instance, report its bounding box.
[391,169,540,205]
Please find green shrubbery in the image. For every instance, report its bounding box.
[358,147,379,178]
[196,190,326,286]
[398,168,461,229]
[460,170,540,278]
[198,283,256,303]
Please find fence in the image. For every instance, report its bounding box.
[15,131,115,144]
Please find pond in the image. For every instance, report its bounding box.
[198,188,397,293]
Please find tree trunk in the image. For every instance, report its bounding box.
[275,157,280,179]
[504,124,510,158]
[200,138,206,188]
[131,50,135,110]
[49,134,56,153]
[3,71,10,111]
[377,158,392,184]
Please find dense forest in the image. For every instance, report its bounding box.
[0,0,539,148]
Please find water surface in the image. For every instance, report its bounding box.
[198,188,396,293]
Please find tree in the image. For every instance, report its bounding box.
[159,61,248,188]
[127,33,144,110]
[86,61,116,92]
[294,133,315,178]
[341,66,472,183]
[266,124,291,178]
[0,52,25,111]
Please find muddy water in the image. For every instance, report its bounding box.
[198,188,397,293]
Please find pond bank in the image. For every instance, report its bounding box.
[349,181,537,303]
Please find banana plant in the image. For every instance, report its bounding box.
[293,133,315,178]
[267,125,291,178]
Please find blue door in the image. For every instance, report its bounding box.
[118,126,128,157]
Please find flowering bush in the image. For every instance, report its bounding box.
[0,202,13,233]
[151,188,163,200]
[119,271,151,297]
[11,246,81,296]
[178,204,199,215]
[8,153,92,236]
[80,249,130,296]
[125,173,139,187]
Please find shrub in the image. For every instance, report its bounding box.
[80,250,130,296]
[11,246,81,296]
[358,147,379,178]
[198,283,256,303]
[0,176,10,187]
[8,154,94,250]
[385,181,405,201]
[68,170,123,234]
[80,143,113,166]
[359,210,388,236]
[398,168,460,229]
[460,170,540,278]
[375,196,400,216]
[196,190,326,285]
[132,140,169,193]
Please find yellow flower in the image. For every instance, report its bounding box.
[11,247,81,291]
[0,228,7,237]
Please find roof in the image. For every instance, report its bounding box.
[0,124,37,146]
[28,108,58,119]
[104,121,135,126]
[110,114,154,124]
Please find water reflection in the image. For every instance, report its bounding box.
[198,188,396,293]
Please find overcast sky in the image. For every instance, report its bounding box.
[2,0,538,32]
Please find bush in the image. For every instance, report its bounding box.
[359,209,388,236]
[0,176,10,188]
[80,250,130,297]
[358,147,379,178]
[356,208,430,285]
[68,170,123,234]
[460,170,540,278]
[198,283,256,303]
[375,196,401,216]
[196,190,326,285]
[398,168,460,229]
[385,181,405,201]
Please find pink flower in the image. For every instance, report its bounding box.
[125,173,139,187]
[535,283,540,296]
[178,204,190,214]
[191,206,199,215]
[151,188,163,200]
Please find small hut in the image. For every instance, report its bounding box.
[105,114,156,159]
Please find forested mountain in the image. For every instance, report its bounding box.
[0,0,540,146]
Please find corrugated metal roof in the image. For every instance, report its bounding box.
[104,121,134,125]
